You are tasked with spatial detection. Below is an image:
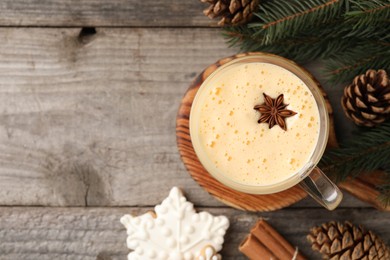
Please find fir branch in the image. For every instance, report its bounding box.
[346,0,390,26]
[223,26,263,51]
[249,0,346,44]
[323,42,390,83]
[344,26,390,41]
[344,0,390,39]
[261,0,340,29]
[223,23,359,63]
[319,121,390,182]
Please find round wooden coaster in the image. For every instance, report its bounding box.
[176,53,337,212]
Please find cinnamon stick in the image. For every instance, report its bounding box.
[239,234,276,260]
[340,171,390,211]
[239,219,306,260]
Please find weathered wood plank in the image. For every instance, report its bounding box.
[0,207,389,259]
[0,28,236,207]
[0,27,365,208]
[0,0,211,27]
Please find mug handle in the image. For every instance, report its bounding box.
[299,167,343,210]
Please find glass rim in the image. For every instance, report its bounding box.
[190,52,329,194]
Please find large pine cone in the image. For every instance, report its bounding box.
[308,221,390,259]
[200,0,259,26]
[341,69,390,127]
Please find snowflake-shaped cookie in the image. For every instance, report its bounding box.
[120,187,229,260]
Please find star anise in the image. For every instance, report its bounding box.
[254,93,297,131]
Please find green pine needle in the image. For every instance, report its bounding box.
[249,0,346,45]
[344,1,390,39]
[223,25,357,63]
[323,41,390,83]
[319,121,390,182]
[346,0,390,26]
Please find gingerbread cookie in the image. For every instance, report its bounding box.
[120,187,230,259]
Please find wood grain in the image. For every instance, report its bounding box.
[0,27,235,207]
[0,206,388,260]
[0,0,210,27]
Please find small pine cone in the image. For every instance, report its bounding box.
[341,69,390,127]
[200,0,259,26]
[307,221,390,260]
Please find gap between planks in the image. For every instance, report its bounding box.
[0,207,389,260]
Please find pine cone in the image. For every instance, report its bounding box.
[307,221,390,260]
[200,0,259,26]
[341,69,390,127]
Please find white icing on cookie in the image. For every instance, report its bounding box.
[120,187,229,260]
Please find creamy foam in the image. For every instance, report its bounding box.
[194,62,320,186]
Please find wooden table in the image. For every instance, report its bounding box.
[0,1,388,259]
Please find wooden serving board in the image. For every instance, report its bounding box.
[176,53,338,212]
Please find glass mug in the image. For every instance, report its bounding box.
[190,53,343,210]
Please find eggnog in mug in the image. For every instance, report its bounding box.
[190,54,328,194]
